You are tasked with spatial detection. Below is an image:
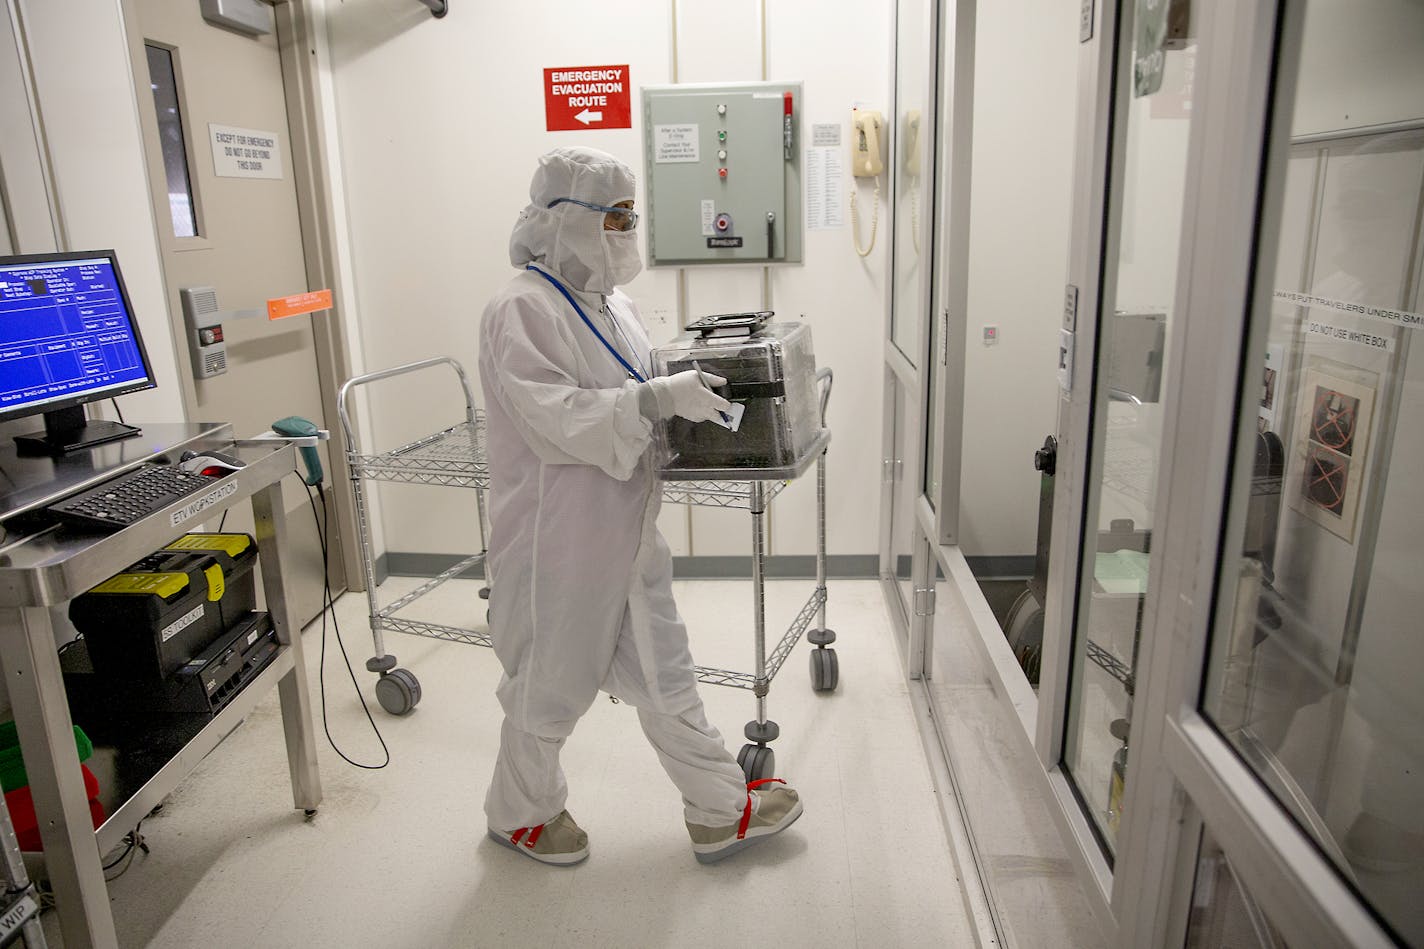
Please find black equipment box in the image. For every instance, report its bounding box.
[176,610,280,715]
[61,611,279,745]
[69,533,258,680]
[652,322,821,471]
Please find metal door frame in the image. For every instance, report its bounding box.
[1029,0,1123,934]
[919,0,972,552]
[0,4,56,258]
[879,0,941,662]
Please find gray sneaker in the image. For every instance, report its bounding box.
[687,780,803,864]
[488,810,590,866]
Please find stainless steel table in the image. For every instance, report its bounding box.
[0,423,322,948]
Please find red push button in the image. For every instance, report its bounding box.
[719,167,728,179]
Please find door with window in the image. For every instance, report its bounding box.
[1049,0,1424,944]
[1136,0,1424,943]
[880,0,939,645]
[126,0,344,626]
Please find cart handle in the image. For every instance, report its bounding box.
[816,367,833,428]
[337,356,479,457]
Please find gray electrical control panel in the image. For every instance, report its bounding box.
[641,81,803,266]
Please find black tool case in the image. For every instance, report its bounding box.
[68,533,258,679]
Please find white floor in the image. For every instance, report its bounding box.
[43,578,976,948]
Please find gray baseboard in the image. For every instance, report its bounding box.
[963,555,1036,579]
[377,551,886,581]
[672,555,880,579]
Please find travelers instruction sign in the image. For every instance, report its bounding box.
[544,65,632,131]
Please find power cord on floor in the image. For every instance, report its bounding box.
[101,817,148,881]
[300,476,390,770]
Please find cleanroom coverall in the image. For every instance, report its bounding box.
[480,147,747,832]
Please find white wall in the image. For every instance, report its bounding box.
[1293,0,1424,136]
[1,0,185,425]
[324,0,893,563]
[955,0,1079,558]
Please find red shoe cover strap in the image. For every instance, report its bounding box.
[525,823,545,848]
[738,778,787,840]
[510,827,528,845]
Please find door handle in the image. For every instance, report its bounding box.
[1034,435,1057,477]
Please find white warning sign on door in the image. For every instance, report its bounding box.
[209,123,284,180]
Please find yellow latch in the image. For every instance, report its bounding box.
[204,564,225,602]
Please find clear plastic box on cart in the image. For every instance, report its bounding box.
[652,321,819,473]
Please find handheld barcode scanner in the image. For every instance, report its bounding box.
[272,416,324,485]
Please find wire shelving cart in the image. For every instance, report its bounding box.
[337,356,836,780]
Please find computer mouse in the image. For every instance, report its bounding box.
[178,451,245,476]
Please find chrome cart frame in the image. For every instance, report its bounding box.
[337,357,836,780]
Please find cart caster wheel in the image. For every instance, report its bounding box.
[479,586,491,600]
[375,667,422,715]
[737,744,775,783]
[1005,589,1045,687]
[304,809,318,821]
[810,647,839,692]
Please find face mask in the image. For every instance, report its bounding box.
[603,229,642,287]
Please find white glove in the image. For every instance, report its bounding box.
[643,369,732,423]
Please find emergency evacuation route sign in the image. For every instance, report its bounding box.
[544,65,632,131]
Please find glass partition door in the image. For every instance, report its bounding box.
[1059,0,1197,862]
[881,0,939,632]
[1198,109,1424,949]
[1107,0,1424,945]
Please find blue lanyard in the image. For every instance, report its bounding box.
[526,265,647,383]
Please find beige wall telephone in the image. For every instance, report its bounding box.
[850,108,885,256]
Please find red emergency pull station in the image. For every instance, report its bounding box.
[782,91,794,159]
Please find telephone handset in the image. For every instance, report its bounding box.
[850,108,884,257]
[903,109,921,177]
[904,108,922,254]
[852,109,884,177]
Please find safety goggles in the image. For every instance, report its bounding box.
[546,196,639,232]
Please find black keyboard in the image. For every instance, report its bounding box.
[47,463,227,531]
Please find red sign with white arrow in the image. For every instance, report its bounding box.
[543,65,632,131]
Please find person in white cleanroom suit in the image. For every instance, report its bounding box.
[479,146,803,866]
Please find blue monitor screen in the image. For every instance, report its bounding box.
[0,253,155,419]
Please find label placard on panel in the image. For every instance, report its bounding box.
[654,125,700,163]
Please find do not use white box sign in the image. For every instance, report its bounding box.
[209,123,284,180]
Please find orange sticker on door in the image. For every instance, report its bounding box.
[267,289,333,320]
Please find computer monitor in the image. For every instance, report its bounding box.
[0,250,156,454]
